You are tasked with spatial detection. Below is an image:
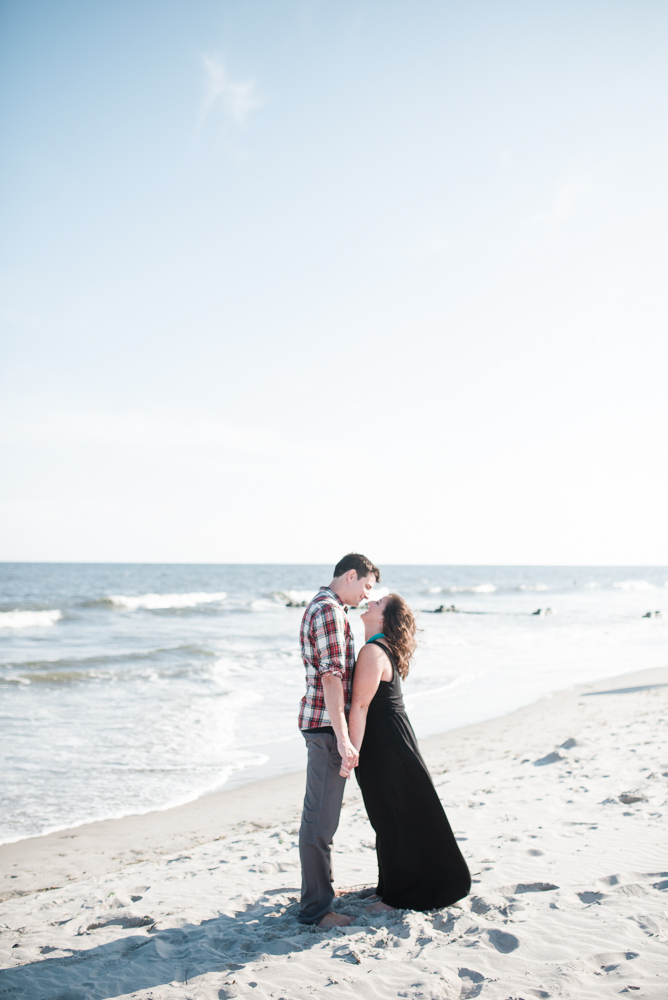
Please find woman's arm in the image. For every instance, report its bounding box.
[347,645,385,759]
[322,673,359,773]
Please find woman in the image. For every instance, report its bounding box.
[346,593,471,913]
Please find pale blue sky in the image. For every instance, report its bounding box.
[1,0,667,563]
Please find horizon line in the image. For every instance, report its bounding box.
[2,561,668,569]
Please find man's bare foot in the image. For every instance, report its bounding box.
[365,900,396,914]
[317,911,353,929]
[333,888,348,897]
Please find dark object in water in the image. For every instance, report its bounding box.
[642,610,662,618]
[532,608,553,616]
[423,605,491,616]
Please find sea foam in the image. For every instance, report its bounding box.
[613,580,655,592]
[423,584,497,595]
[106,592,227,611]
[272,590,317,607]
[272,587,389,607]
[0,609,62,629]
[448,584,497,594]
[4,563,667,846]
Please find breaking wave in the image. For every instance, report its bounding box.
[272,589,317,607]
[613,580,655,592]
[0,609,62,629]
[425,584,497,595]
[1,644,215,677]
[103,592,227,611]
[271,586,390,608]
[360,587,390,604]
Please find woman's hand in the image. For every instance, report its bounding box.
[337,735,359,775]
[339,751,358,779]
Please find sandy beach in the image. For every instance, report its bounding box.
[1,663,666,999]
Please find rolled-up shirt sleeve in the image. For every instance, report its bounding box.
[311,604,346,679]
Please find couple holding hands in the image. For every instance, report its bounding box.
[297,553,470,927]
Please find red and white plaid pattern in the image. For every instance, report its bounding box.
[298,586,356,730]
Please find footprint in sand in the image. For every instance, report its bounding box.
[469,896,493,914]
[577,890,605,904]
[498,882,559,894]
[619,792,646,804]
[458,967,486,999]
[596,871,668,890]
[575,950,639,973]
[533,750,564,765]
[486,928,520,952]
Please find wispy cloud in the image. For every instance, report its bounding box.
[201,56,263,127]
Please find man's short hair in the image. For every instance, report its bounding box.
[333,553,380,582]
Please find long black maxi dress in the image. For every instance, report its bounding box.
[355,640,471,911]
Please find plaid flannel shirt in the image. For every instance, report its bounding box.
[298,586,356,730]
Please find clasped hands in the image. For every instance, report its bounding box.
[338,739,359,779]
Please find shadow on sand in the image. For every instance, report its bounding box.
[0,888,346,1000]
[583,682,668,697]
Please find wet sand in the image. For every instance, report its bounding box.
[1,664,667,998]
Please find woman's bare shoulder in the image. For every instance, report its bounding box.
[356,642,392,677]
[356,642,386,667]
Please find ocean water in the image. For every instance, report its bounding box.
[1,563,667,845]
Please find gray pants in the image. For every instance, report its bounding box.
[298,730,346,924]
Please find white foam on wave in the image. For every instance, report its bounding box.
[424,584,497,595]
[106,592,227,611]
[519,584,549,592]
[272,585,390,608]
[359,586,390,605]
[0,748,271,846]
[272,590,317,607]
[0,609,62,630]
[449,584,497,594]
[612,580,655,592]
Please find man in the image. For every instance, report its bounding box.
[297,552,381,928]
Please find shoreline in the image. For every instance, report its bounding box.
[2,661,666,903]
[0,735,307,852]
[2,660,667,998]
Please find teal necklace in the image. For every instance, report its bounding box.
[366,632,385,643]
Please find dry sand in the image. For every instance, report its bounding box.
[1,664,666,999]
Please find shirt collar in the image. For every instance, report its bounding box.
[319,585,348,613]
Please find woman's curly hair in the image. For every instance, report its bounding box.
[382,593,418,679]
